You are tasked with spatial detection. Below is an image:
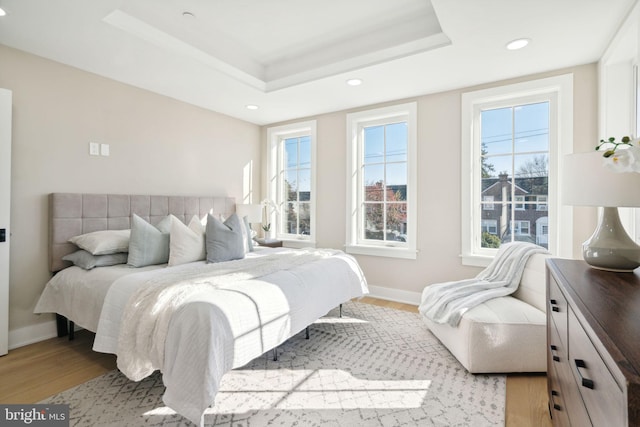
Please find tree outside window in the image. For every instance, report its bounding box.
[362,122,408,243]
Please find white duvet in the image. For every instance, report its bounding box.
[37,247,368,426]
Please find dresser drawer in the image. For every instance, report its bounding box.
[548,275,568,349]
[568,308,625,427]
[549,362,571,427]
[548,318,591,427]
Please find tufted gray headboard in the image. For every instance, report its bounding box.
[49,193,235,273]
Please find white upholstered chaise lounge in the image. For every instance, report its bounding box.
[421,253,548,373]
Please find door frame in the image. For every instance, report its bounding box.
[0,88,12,356]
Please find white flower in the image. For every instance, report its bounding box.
[603,146,640,173]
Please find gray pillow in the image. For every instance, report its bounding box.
[63,250,128,270]
[206,213,246,263]
[127,214,172,267]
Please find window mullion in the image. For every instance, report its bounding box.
[510,107,516,243]
[382,125,387,242]
[359,130,365,243]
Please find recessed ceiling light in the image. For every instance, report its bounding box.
[0,7,7,17]
[182,11,195,19]
[346,78,363,86]
[506,38,530,50]
[246,104,259,110]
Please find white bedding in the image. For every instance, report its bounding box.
[34,263,164,331]
[35,247,368,426]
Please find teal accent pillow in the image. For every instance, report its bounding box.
[63,250,128,270]
[127,214,172,267]
[206,213,246,263]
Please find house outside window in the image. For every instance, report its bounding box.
[267,120,317,247]
[461,74,574,266]
[346,102,417,259]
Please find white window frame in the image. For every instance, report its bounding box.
[267,120,317,248]
[461,74,573,266]
[346,102,417,259]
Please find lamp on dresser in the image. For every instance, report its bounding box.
[562,150,640,271]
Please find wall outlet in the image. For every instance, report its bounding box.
[89,142,100,156]
[100,143,110,156]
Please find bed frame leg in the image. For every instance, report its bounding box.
[305,326,310,339]
[68,321,75,341]
[56,314,68,338]
[272,347,278,361]
[339,303,343,318]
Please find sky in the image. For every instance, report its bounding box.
[481,101,550,177]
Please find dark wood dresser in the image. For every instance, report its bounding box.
[546,258,640,426]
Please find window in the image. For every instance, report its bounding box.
[461,74,574,266]
[537,195,548,211]
[346,102,417,259]
[267,121,316,246]
[477,100,550,249]
[514,220,530,235]
[482,219,498,235]
[483,196,494,210]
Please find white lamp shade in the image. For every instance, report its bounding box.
[236,204,262,223]
[562,151,640,207]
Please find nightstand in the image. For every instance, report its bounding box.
[255,238,282,248]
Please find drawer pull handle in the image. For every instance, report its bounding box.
[552,306,560,312]
[550,390,561,410]
[550,345,560,362]
[550,299,557,304]
[574,359,595,389]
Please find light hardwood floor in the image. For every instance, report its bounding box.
[0,297,551,426]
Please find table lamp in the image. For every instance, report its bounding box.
[563,151,640,271]
[235,204,262,239]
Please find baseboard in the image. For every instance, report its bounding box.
[366,284,421,306]
[9,320,58,350]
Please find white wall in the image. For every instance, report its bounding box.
[0,44,261,347]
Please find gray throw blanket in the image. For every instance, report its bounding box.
[419,242,549,326]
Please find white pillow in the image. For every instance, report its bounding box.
[168,215,206,266]
[127,214,172,267]
[69,229,130,255]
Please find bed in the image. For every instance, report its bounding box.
[34,193,369,426]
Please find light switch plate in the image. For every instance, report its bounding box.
[89,142,100,156]
[100,143,110,156]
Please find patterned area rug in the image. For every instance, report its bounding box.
[42,301,505,426]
